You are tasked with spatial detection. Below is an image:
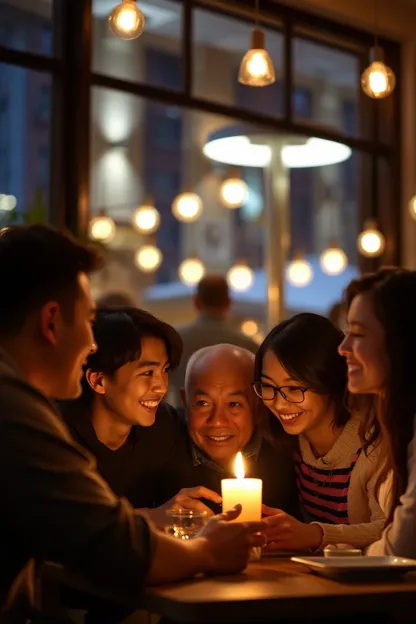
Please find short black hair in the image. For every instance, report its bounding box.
[80,306,183,404]
[196,274,229,308]
[0,224,102,336]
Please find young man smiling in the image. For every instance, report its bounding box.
[60,306,220,519]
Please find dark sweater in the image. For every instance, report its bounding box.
[59,400,188,510]
[59,401,298,516]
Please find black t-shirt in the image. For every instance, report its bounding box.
[59,400,188,509]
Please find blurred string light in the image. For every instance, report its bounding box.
[88,211,116,243]
[357,220,385,258]
[241,319,259,337]
[178,256,205,286]
[220,172,249,209]
[0,194,16,211]
[172,190,203,223]
[132,198,160,234]
[227,261,254,292]
[108,0,145,40]
[286,253,313,287]
[319,242,348,276]
[134,244,163,273]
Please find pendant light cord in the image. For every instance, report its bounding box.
[255,0,259,27]
[374,0,378,46]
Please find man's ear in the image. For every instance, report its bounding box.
[85,369,106,395]
[39,301,61,346]
[180,387,186,408]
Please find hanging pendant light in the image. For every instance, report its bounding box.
[88,210,116,243]
[320,241,348,276]
[361,0,395,99]
[357,220,385,258]
[132,197,160,234]
[286,253,313,287]
[220,170,249,209]
[178,255,205,286]
[227,260,254,292]
[238,0,275,87]
[172,189,203,223]
[108,0,146,40]
[134,244,163,273]
[361,46,395,99]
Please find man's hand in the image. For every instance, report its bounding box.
[196,505,267,574]
[262,504,323,552]
[145,486,221,528]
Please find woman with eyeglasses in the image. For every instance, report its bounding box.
[253,312,387,553]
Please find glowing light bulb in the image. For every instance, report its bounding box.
[320,244,348,276]
[238,28,276,87]
[357,221,385,258]
[361,47,395,99]
[286,255,313,287]
[241,320,259,337]
[178,257,205,286]
[134,245,163,273]
[172,191,203,223]
[132,202,160,234]
[0,194,16,211]
[220,177,248,209]
[88,214,116,243]
[108,0,145,40]
[227,262,254,292]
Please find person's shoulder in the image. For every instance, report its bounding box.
[0,374,70,440]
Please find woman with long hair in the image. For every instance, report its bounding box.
[339,267,416,556]
[254,312,387,552]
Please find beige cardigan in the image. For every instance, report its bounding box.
[299,413,388,549]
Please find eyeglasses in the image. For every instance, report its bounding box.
[253,381,308,404]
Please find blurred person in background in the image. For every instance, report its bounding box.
[169,274,258,407]
[96,291,136,308]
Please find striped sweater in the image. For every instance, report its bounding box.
[297,413,387,549]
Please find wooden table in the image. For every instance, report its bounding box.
[143,557,416,623]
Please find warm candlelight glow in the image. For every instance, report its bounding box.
[235,451,245,479]
[222,452,262,523]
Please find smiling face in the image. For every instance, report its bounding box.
[98,336,169,427]
[260,349,333,437]
[339,293,389,396]
[184,350,256,468]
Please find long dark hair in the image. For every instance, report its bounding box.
[345,267,416,522]
[254,313,350,443]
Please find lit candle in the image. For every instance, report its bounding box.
[221,452,262,522]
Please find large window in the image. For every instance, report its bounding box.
[0,0,401,329]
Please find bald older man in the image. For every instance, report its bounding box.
[156,344,298,516]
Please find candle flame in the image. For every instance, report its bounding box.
[235,451,245,479]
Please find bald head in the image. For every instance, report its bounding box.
[182,344,257,468]
[185,344,254,393]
